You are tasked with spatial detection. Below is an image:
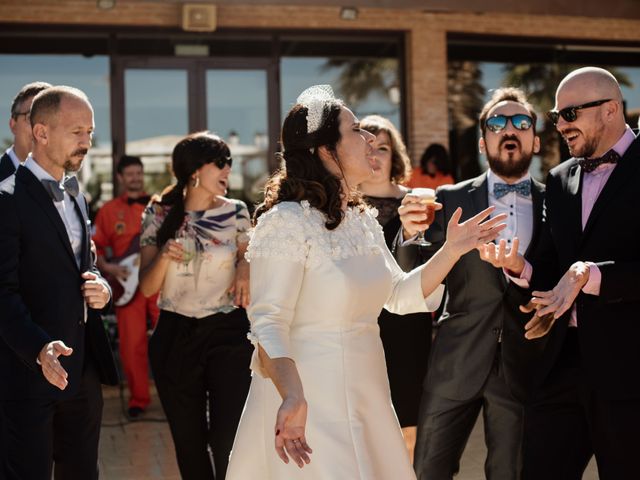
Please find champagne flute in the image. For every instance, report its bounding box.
[408,188,436,247]
[176,230,196,277]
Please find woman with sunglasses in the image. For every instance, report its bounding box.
[139,131,253,479]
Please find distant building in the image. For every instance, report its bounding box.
[1,0,639,201]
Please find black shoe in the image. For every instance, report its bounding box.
[127,406,144,420]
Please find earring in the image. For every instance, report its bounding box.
[192,176,200,188]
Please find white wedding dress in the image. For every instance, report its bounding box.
[226,201,443,480]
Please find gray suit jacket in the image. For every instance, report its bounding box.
[401,172,547,403]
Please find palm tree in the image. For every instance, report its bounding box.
[448,60,486,180]
[321,58,398,107]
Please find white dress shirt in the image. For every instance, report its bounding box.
[5,146,21,170]
[486,169,533,256]
[24,155,83,268]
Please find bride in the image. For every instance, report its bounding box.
[226,85,505,479]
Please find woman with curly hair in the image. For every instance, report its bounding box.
[226,86,505,479]
[358,114,429,462]
[138,132,252,479]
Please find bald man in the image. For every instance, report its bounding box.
[479,67,640,479]
[0,86,118,479]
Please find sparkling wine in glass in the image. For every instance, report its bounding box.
[176,230,196,277]
[409,188,436,247]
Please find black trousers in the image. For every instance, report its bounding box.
[414,349,524,480]
[0,359,103,480]
[149,308,252,480]
[523,329,640,480]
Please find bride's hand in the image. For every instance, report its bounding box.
[274,396,313,468]
[443,207,507,260]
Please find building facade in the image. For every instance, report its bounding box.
[1,0,639,205]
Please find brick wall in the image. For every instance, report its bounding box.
[1,0,639,158]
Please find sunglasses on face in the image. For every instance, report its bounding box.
[547,99,611,125]
[485,114,534,133]
[211,156,233,169]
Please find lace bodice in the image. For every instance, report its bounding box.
[246,200,384,269]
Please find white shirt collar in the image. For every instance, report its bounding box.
[23,154,60,185]
[5,146,21,170]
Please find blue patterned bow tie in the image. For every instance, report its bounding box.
[41,176,79,202]
[493,180,531,199]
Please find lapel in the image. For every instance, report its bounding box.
[524,179,544,258]
[72,193,91,271]
[18,167,78,270]
[0,153,16,181]
[564,160,584,249]
[468,172,489,216]
[581,137,640,245]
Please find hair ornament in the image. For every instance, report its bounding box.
[296,85,336,133]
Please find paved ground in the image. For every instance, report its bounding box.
[99,384,599,479]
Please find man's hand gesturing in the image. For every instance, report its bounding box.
[38,340,73,390]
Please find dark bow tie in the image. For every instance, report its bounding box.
[41,176,79,202]
[493,180,531,199]
[127,195,151,206]
[578,149,620,173]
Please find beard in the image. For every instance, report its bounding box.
[63,148,88,172]
[563,122,605,158]
[486,136,533,179]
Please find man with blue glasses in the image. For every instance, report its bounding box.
[399,87,546,480]
[481,67,640,480]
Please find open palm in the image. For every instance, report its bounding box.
[446,206,507,258]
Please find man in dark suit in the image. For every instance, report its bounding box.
[0,85,118,479]
[1,82,52,181]
[399,88,546,480]
[480,67,640,480]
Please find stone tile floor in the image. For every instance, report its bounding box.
[99,384,599,479]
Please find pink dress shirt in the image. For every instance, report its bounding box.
[512,126,637,327]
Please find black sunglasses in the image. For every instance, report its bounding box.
[12,110,30,120]
[547,99,611,125]
[485,114,534,133]
[211,156,233,169]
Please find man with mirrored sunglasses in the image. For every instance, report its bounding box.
[480,66,640,480]
[398,87,546,480]
[1,82,52,181]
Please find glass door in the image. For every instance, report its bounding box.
[205,68,269,204]
[110,57,277,205]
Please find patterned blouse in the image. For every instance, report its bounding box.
[140,198,251,318]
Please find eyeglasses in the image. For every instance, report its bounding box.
[211,156,233,169]
[547,99,611,125]
[12,110,30,121]
[485,114,534,133]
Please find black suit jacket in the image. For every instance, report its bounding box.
[529,135,640,399]
[0,166,118,401]
[402,173,547,403]
[0,152,16,182]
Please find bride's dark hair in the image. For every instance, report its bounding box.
[254,101,364,230]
